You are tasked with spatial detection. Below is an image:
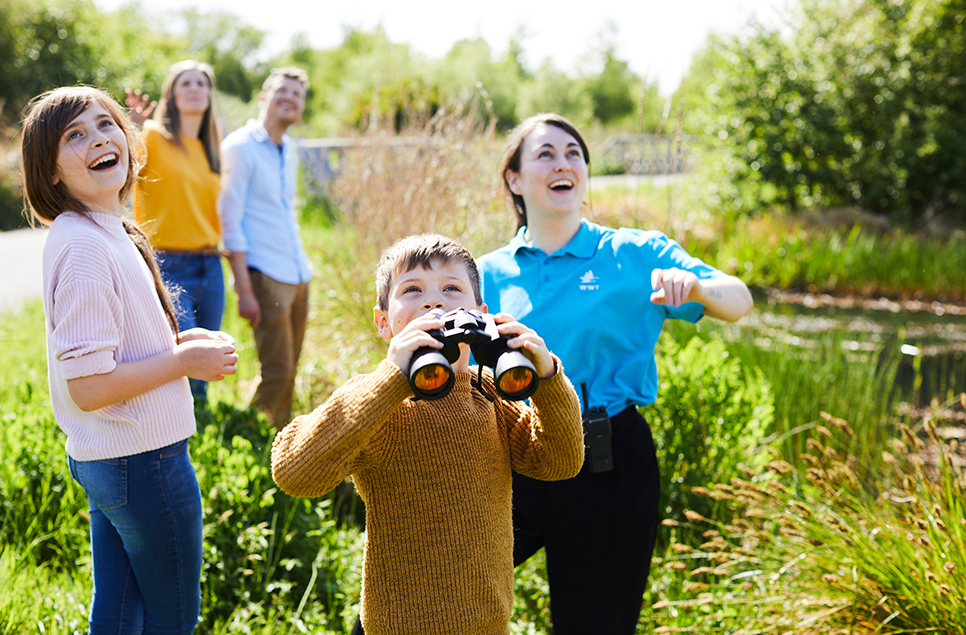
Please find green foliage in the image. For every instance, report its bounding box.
[0,301,365,634]
[691,0,966,222]
[174,7,265,101]
[516,61,595,128]
[649,334,774,534]
[0,179,25,232]
[695,215,966,301]
[191,403,365,633]
[0,304,87,572]
[0,548,89,635]
[0,0,181,125]
[510,548,553,634]
[437,38,520,129]
[656,404,966,634]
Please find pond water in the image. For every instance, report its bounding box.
[742,291,965,411]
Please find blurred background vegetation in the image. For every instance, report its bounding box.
[2,0,963,231]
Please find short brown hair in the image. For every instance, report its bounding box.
[375,234,482,312]
[500,113,591,231]
[261,66,309,93]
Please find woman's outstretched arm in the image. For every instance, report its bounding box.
[650,268,753,322]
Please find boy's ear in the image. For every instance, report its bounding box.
[480,302,488,314]
[505,169,521,195]
[373,306,393,341]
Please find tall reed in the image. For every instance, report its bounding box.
[651,398,966,634]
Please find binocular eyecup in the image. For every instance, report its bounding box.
[408,309,539,402]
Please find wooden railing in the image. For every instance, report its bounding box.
[297,133,693,195]
[595,133,692,175]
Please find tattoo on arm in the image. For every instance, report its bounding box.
[709,289,722,299]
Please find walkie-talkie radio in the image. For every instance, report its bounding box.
[581,382,613,473]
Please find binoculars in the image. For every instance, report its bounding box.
[408,308,539,401]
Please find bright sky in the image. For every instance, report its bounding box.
[95,0,787,93]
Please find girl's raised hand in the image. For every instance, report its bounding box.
[176,338,238,382]
[124,89,156,128]
[492,313,556,379]
[650,268,700,308]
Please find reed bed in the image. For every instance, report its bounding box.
[649,398,966,634]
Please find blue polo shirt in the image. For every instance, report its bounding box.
[477,219,723,414]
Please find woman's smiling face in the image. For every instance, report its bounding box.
[505,122,588,221]
[172,69,211,117]
[53,101,129,214]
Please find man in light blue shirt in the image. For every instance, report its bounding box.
[219,66,312,429]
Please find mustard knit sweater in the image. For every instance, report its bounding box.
[271,358,584,635]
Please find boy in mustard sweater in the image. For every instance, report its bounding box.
[271,234,584,635]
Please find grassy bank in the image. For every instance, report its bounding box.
[2,116,964,632]
[2,210,963,632]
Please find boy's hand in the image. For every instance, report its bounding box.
[385,313,444,377]
[492,313,556,379]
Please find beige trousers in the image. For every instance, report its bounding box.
[249,269,310,430]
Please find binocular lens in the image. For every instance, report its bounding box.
[413,364,452,395]
[497,367,535,397]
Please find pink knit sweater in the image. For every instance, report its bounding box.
[42,211,195,461]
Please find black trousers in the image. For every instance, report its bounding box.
[513,406,660,635]
[352,407,660,635]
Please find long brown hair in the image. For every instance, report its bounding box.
[153,60,222,173]
[499,113,591,231]
[21,86,180,334]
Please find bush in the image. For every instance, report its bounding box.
[692,0,966,223]
[648,334,773,539]
[0,181,25,231]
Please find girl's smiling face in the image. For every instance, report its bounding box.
[505,122,588,221]
[53,101,129,215]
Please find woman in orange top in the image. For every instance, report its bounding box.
[128,60,225,401]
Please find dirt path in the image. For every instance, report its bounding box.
[0,226,47,313]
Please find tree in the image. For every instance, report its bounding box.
[582,22,640,125]
[695,0,966,222]
[437,37,522,129]
[172,8,265,101]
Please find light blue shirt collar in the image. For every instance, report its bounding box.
[508,219,601,260]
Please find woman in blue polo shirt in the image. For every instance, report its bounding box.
[477,113,753,635]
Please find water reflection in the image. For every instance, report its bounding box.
[740,291,965,408]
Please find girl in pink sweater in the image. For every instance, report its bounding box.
[21,86,238,635]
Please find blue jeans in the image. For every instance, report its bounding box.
[158,251,226,399]
[69,439,203,635]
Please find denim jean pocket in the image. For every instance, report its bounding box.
[158,438,190,460]
[69,456,128,512]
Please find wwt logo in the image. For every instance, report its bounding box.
[579,270,599,291]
